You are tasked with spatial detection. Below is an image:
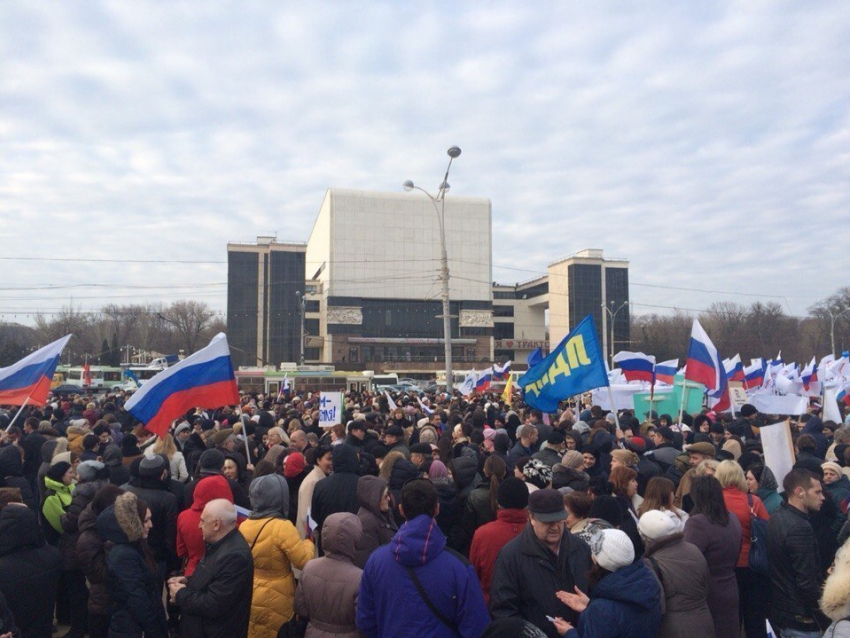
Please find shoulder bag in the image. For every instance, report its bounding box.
[747,492,770,576]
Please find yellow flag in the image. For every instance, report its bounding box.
[502,374,513,406]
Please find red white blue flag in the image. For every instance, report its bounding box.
[0,335,71,406]
[612,351,656,383]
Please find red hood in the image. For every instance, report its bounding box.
[191,475,233,512]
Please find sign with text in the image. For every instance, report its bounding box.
[318,392,343,428]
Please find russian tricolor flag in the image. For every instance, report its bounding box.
[475,367,493,392]
[685,320,725,391]
[801,357,818,391]
[125,333,240,437]
[837,380,850,407]
[0,335,71,406]
[744,360,765,389]
[655,359,678,385]
[723,355,745,383]
[612,351,656,383]
[493,360,512,381]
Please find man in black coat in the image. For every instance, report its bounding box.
[490,488,592,638]
[168,499,253,638]
[20,417,46,491]
[767,468,830,636]
[0,445,36,510]
[125,455,179,575]
[0,503,62,638]
[311,443,360,553]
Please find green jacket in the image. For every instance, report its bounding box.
[42,476,74,534]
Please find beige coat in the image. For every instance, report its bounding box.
[296,466,327,541]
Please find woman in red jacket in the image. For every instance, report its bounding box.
[715,460,770,638]
[469,477,529,605]
[176,475,233,576]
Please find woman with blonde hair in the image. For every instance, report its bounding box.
[715,460,770,638]
[150,433,189,482]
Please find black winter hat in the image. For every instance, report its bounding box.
[740,404,758,418]
[139,455,166,478]
[47,461,72,483]
[198,449,225,472]
[497,477,529,510]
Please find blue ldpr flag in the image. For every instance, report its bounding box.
[526,348,544,368]
[519,315,609,412]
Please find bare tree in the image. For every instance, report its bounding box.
[159,301,217,354]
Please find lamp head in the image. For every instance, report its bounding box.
[402,180,415,192]
[447,146,461,159]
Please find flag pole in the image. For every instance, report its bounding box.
[728,385,737,417]
[5,396,32,432]
[677,376,688,426]
[606,386,621,430]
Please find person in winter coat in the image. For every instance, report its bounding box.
[638,509,714,638]
[240,474,315,638]
[295,512,363,638]
[0,590,19,638]
[354,475,397,569]
[469,477,528,605]
[0,446,36,510]
[169,499,254,638]
[311,444,361,553]
[97,492,168,638]
[148,433,190,483]
[683,475,742,638]
[820,539,850,638]
[0,502,62,638]
[124,454,178,576]
[75,485,124,638]
[356,478,490,638]
[552,529,662,637]
[296,446,333,540]
[715,460,770,638]
[176,475,233,577]
[41,460,76,545]
[490,489,593,638]
[447,455,482,555]
[462,455,506,544]
[745,462,783,514]
[823,461,850,529]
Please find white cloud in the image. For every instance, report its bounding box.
[0,1,848,325]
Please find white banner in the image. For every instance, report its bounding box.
[823,387,843,423]
[318,392,344,428]
[760,420,796,492]
[748,393,808,416]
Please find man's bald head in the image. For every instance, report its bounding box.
[200,498,237,542]
[290,430,307,451]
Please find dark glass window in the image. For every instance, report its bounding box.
[493,305,515,317]
[227,251,259,367]
[568,264,603,345]
[494,323,515,339]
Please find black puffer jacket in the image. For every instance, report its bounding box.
[124,477,178,568]
[59,479,107,569]
[76,504,111,617]
[311,444,361,553]
[767,501,829,632]
[0,504,62,638]
[0,445,36,510]
[447,455,482,556]
[97,493,168,638]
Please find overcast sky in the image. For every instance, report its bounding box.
[2,2,848,326]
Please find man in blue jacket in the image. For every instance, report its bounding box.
[357,478,489,638]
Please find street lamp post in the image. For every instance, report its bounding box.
[602,300,629,367]
[403,146,462,394]
[827,307,850,356]
[295,291,306,366]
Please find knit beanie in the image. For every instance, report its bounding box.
[47,461,72,483]
[51,451,74,467]
[139,455,166,479]
[198,449,225,472]
[497,477,529,510]
[722,439,742,461]
[522,459,553,489]
[822,461,843,479]
[561,450,585,470]
[283,452,306,478]
[591,528,635,571]
[638,509,685,540]
[77,460,106,483]
[427,460,447,479]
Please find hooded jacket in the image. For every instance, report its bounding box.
[357,514,490,638]
[295,512,363,638]
[642,533,713,638]
[469,508,527,605]
[240,474,315,638]
[97,493,168,638]
[177,475,233,577]
[755,465,783,514]
[59,478,107,570]
[447,455,482,555]
[490,522,593,638]
[125,471,178,568]
[0,445,36,510]
[354,475,397,568]
[75,504,111,617]
[0,504,62,638]
[42,475,74,539]
[311,444,361,552]
[821,542,850,638]
[564,560,662,638]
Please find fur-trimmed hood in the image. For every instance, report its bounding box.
[96,492,145,544]
[822,542,850,621]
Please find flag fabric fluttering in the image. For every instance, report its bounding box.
[124,333,240,437]
[801,357,818,391]
[125,368,142,388]
[384,390,398,412]
[83,361,92,387]
[475,367,493,392]
[0,335,72,406]
[654,359,678,385]
[526,348,543,369]
[459,370,478,397]
[493,360,512,381]
[518,315,609,412]
[612,351,656,383]
[416,395,433,415]
[744,361,765,389]
[723,355,745,383]
[685,320,726,392]
[502,373,514,406]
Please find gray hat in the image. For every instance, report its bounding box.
[139,454,166,478]
[174,421,191,437]
[77,460,105,483]
[528,488,567,523]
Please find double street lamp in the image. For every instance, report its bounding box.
[602,300,629,367]
[827,307,850,356]
[403,146,462,393]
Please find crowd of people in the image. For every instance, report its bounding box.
[1,385,850,638]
